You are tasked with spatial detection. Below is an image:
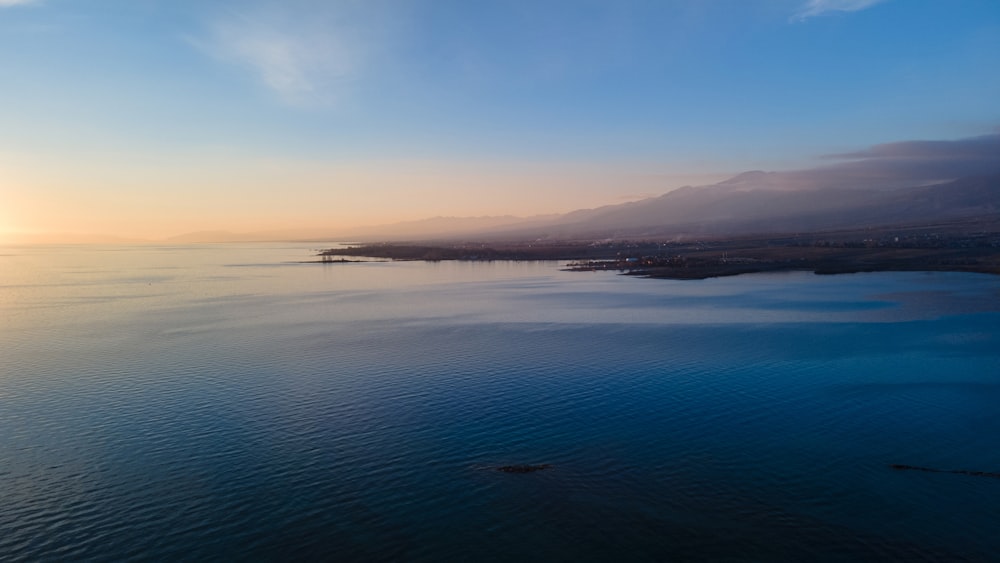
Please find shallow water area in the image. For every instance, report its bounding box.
[2,242,999,561]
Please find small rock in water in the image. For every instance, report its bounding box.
[496,464,551,473]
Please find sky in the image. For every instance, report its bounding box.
[1,0,998,241]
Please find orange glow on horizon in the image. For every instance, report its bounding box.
[2,148,730,242]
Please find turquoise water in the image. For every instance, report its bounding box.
[2,243,999,561]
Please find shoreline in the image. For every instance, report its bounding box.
[318,232,1000,280]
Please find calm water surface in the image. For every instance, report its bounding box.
[2,243,999,561]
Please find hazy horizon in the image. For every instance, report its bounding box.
[2,0,999,242]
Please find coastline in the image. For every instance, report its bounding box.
[318,231,1000,280]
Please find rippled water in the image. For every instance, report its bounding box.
[2,243,999,561]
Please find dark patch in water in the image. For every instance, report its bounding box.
[890,464,1000,479]
[496,464,552,473]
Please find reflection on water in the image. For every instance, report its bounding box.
[1,243,999,560]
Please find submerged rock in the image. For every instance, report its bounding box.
[496,464,552,473]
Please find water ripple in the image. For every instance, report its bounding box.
[2,247,999,560]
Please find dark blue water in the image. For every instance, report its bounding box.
[2,243,999,561]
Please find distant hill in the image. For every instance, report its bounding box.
[161,171,1000,245]
[28,133,1000,245]
[165,216,539,243]
[335,215,540,240]
[458,173,1000,241]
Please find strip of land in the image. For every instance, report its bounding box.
[319,223,1000,280]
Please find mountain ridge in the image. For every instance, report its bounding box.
[156,171,1000,244]
[458,173,1000,241]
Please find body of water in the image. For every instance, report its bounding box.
[2,243,999,561]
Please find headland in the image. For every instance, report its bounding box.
[318,222,1000,280]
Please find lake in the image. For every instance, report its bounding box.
[2,242,999,561]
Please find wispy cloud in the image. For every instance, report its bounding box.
[782,133,1000,188]
[818,134,1000,182]
[828,134,1000,162]
[208,16,353,104]
[792,0,887,22]
[0,0,39,7]
[192,2,393,106]
[713,133,1000,192]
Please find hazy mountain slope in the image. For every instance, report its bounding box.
[164,216,541,243]
[467,174,1000,240]
[162,173,999,244]
[338,215,536,240]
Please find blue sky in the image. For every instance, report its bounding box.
[1,0,998,239]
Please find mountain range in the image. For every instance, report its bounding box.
[161,172,1000,243]
[155,133,1000,243]
[470,172,1000,241]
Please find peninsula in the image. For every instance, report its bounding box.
[319,221,1000,280]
